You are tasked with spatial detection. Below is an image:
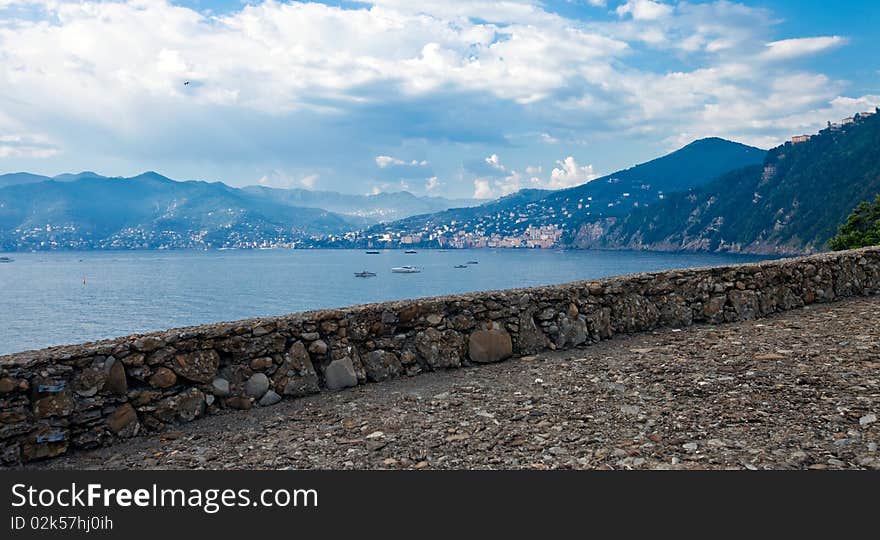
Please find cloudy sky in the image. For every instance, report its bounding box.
[0,0,877,198]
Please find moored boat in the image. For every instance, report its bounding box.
[391,265,421,273]
[354,270,377,277]
[366,250,380,254]
[454,264,468,268]
[0,256,13,263]
[404,250,417,254]
[467,260,479,264]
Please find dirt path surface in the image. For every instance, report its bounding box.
[21,297,880,470]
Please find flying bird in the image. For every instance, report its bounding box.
[184,81,190,86]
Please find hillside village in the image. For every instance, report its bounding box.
[360,222,566,249]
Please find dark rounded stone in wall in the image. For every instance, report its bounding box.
[468,330,513,364]
[244,373,270,398]
[104,359,128,395]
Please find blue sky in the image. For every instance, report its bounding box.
[0,0,877,198]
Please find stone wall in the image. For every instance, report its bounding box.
[2,247,879,465]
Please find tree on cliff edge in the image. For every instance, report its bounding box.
[830,194,880,250]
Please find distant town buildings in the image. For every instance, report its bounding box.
[815,108,879,135]
[791,135,810,144]
[399,234,422,244]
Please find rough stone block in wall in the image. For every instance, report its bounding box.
[1,247,879,465]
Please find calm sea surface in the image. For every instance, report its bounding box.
[0,249,772,355]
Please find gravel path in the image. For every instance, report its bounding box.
[21,296,880,470]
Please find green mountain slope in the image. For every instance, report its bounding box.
[350,188,553,247]
[585,110,880,254]
[0,171,102,188]
[351,138,765,248]
[0,172,54,188]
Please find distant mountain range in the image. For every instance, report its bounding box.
[579,110,880,254]
[0,171,480,250]
[349,137,766,248]
[0,172,354,250]
[241,185,483,223]
[0,172,79,188]
[4,114,876,254]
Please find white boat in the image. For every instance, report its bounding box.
[392,265,421,273]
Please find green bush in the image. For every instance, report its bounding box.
[830,194,880,250]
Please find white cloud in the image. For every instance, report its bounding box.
[425,176,440,191]
[471,168,542,199]
[300,174,319,189]
[257,171,320,189]
[0,0,633,126]
[616,0,673,21]
[0,134,58,158]
[473,178,494,199]
[471,155,597,197]
[759,36,847,62]
[370,179,412,194]
[485,154,505,171]
[0,1,871,197]
[375,155,429,168]
[375,156,398,168]
[549,157,599,189]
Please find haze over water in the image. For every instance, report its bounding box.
[0,249,771,356]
